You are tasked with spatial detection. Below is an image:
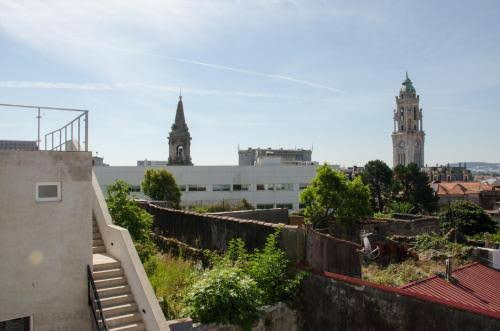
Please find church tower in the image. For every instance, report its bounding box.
[391,73,425,168]
[168,95,193,165]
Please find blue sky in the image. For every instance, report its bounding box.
[0,1,499,166]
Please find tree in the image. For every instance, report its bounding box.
[439,200,497,236]
[393,163,438,213]
[300,164,372,229]
[106,180,156,261]
[141,169,181,208]
[361,160,393,212]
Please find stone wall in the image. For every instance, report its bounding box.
[143,203,362,277]
[361,216,440,239]
[207,208,289,224]
[166,302,298,331]
[145,204,305,264]
[301,272,500,331]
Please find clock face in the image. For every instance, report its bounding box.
[399,141,405,148]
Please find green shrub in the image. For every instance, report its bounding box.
[106,180,153,242]
[184,266,261,329]
[185,231,306,327]
[468,230,500,243]
[247,231,305,305]
[439,200,496,236]
[385,201,415,214]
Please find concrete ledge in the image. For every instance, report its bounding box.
[92,172,168,330]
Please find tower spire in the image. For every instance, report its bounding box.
[406,71,409,80]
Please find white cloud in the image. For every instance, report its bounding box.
[0,80,304,99]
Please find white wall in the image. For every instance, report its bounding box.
[94,165,320,210]
[0,151,92,330]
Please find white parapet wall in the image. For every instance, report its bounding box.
[0,150,92,329]
[91,172,168,330]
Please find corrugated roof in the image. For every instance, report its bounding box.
[401,262,500,317]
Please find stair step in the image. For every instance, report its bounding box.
[99,294,134,307]
[97,285,131,298]
[94,261,120,272]
[93,268,124,280]
[105,312,142,328]
[108,322,145,331]
[95,276,127,289]
[102,303,138,318]
[93,239,104,246]
[93,232,102,240]
[93,245,106,254]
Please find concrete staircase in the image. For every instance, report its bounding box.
[92,219,145,331]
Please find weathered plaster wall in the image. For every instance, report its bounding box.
[301,272,500,331]
[306,229,362,277]
[208,208,289,224]
[0,151,92,330]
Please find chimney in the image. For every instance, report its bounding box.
[445,257,453,281]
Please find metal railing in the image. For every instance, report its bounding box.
[44,111,88,151]
[87,265,108,331]
[0,103,89,151]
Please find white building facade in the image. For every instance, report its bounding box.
[94,165,325,210]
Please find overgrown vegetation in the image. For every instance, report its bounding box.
[363,260,444,286]
[106,180,158,262]
[184,230,305,328]
[189,199,255,213]
[413,233,473,261]
[144,254,201,320]
[141,168,181,208]
[439,200,497,236]
[300,164,372,229]
[468,229,500,244]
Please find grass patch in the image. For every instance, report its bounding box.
[144,254,202,320]
[363,260,444,286]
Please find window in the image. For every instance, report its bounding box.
[276,203,293,210]
[299,183,309,190]
[36,182,61,202]
[299,203,306,209]
[256,184,274,191]
[179,185,186,192]
[129,185,141,192]
[213,184,231,191]
[233,184,250,191]
[188,185,207,192]
[275,183,294,191]
[256,203,274,209]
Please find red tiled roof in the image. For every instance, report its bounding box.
[435,182,495,196]
[401,262,500,317]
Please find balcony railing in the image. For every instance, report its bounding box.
[0,103,89,152]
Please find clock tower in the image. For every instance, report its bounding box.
[391,73,425,168]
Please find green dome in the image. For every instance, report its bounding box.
[400,72,416,94]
